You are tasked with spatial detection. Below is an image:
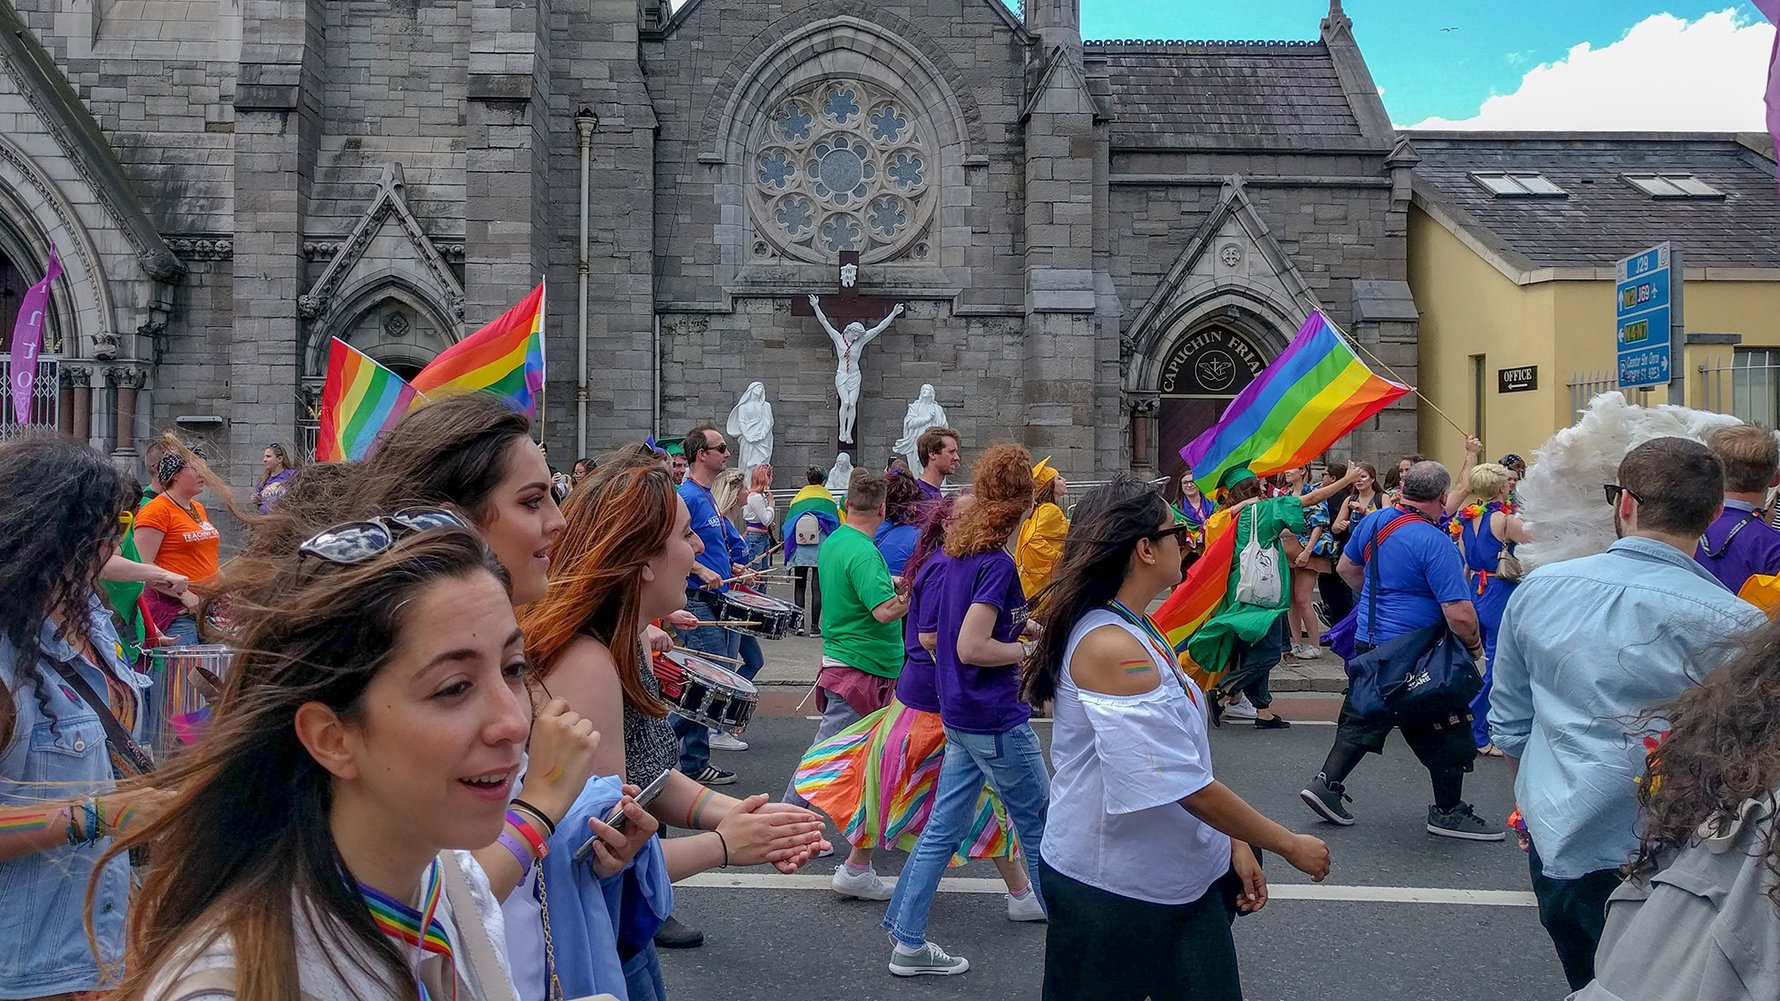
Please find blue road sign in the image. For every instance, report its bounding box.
[1617,244,1673,389]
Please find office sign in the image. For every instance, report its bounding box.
[1497,366,1538,393]
[1616,243,1681,389]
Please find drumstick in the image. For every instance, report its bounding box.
[718,571,797,585]
[744,542,784,567]
[671,644,745,667]
[694,619,764,628]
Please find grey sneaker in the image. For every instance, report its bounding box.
[1299,772,1355,826]
[888,942,970,977]
[1427,802,1506,841]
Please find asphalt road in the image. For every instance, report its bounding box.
[656,695,1572,1001]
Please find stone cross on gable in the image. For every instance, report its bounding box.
[788,251,896,328]
[791,250,905,452]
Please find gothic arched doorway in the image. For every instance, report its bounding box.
[1155,321,1273,488]
[298,287,457,457]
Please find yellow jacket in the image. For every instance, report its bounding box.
[1016,502,1071,599]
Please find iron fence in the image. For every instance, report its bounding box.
[1698,350,1780,426]
[0,355,60,438]
[1566,370,1616,417]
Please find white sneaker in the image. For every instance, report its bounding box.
[1223,695,1259,721]
[708,730,749,751]
[832,864,894,901]
[1005,890,1046,922]
[1292,644,1322,660]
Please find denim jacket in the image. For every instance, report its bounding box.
[0,592,149,995]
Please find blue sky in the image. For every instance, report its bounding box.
[1060,2,1773,129]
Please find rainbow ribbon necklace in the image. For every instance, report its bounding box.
[357,858,454,1001]
[1106,599,1195,705]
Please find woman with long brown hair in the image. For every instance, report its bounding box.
[94,513,536,1000]
[518,456,829,994]
[880,443,1050,977]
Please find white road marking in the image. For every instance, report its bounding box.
[674,872,1537,907]
[801,715,1337,725]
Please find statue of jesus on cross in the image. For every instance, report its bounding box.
[793,251,904,446]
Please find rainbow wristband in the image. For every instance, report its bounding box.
[506,810,549,861]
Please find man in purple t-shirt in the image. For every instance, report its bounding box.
[915,425,960,503]
[1695,424,1780,597]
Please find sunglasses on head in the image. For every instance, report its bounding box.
[1602,484,1642,507]
[298,507,470,566]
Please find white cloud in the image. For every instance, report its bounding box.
[1408,9,1775,131]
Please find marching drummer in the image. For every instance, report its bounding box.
[781,467,912,901]
[677,424,760,787]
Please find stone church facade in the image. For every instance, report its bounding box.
[0,0,1417,487]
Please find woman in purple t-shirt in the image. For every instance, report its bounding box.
[881,444,1050,977]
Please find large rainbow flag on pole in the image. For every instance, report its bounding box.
[315,338,423,461]
[1179,310,1409,495]
[410,281,547,419]
[1155,310,1409,682]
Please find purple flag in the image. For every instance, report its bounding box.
[8,245,61,425]
[1762,2,1780,196]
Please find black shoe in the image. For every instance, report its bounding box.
[654,915,705,949]
[1254,714,1291,730]
[689,764,736,785]
[1299,772,1355,826]
[1208,694,1225,728]
[1427,802,1506,841]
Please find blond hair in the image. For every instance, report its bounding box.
[1461,462,1513,510]
[1707,424,1780,494]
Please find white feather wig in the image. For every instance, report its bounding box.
[1516,392,1741,572]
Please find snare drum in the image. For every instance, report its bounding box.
[146,644,235,759]
[652,650,759,734]
[716,586,802,640]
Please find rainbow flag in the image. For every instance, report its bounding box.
[782,484,839,564]
[1179,311,1408,494]
[315,338,422,461]
[1153,506,1239,687]
[410,281,546,418]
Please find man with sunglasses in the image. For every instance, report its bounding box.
[676,424,755,787]
[1488,436,1765,991]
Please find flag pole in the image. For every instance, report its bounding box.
[1318,310,1472,438]
[536,277,548,443]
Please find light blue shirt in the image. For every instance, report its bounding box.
[0,592,148,995]
[1489,536,1766,880]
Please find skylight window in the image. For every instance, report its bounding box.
[1623,173,1725,199]
[1471,171,1567,198]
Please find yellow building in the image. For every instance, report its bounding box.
[1406,133,1780,470]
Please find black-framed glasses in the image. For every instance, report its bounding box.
[298,507,470,565]
[1602,484,1642,507]
[1151,522,1194,545]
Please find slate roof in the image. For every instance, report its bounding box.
[1087,41,1368,149]
[1410,134,1780,272]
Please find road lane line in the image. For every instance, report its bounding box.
[675,872,1536,906]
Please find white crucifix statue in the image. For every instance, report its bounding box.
[792,250,904,447]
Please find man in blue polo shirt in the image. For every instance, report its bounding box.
[1695,423,1780,597]
[676,423,755,786]
[1300,461,1498,841]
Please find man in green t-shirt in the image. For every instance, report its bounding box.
[782,466,911,899]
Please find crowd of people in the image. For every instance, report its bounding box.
[2,394,1779,1001]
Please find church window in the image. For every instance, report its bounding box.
[1471,171,1567,198]
[1622,173,1725,199]
[749,78,937,264]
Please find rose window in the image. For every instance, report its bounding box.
[748,79,935,264]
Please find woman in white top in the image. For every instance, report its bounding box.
[743,463,776,569]
[1022,475,1333,1001]
[95,514,550,1001]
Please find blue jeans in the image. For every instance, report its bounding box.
[162,613,201,646]
[622,941,668,1001]
[675,595,741,775]
[744,531,772,570]
[882,723,1050,947]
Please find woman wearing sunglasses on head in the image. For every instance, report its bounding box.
[95,508,565,1000]
[1024,475,1332,1001]
[0,435,171,1001]
[519,456,831,997]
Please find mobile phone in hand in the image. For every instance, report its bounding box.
[572,768,672,861]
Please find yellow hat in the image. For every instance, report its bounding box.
[1032,457,1058,486]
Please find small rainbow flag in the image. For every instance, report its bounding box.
[315,338,423,462]
[410,281,546,418]
[1180,310,1409,494]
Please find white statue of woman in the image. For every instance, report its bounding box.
[893,384,949,471]
[825,451,857,494]
[726,381,775,476]
[808,295,904,444]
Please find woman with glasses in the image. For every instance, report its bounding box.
[97,509,544,1000]
[0,435,169,1001]
[520,455,830,998]
[880,443,1049,977]
[1023,475,1332,1001]
[254,442,296,514]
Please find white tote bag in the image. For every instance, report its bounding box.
[1233,513,1282,607]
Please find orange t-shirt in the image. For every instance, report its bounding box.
[136,494,221,582]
